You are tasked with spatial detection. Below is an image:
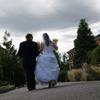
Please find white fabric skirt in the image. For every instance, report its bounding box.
[35,53,60,83]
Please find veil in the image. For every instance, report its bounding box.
[43,33,51,46]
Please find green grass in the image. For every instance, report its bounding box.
[0,84,15,93]
[0,85,14,88]
[0,81,9,87]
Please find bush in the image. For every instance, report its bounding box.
[58,57,69,82]
[86,67,98,81]
[89,47,100,65]
[67,65,100,81]
[96,69,100,80]
[58,71,68,82]
[88,66,100,80]
[14,65,25,87]
[68,69,88,81]
[0,81,9,87]
[68,69,80,81]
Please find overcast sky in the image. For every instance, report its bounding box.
[0,0,100,53]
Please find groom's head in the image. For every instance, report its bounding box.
[26,33,33,41]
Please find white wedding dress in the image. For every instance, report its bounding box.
[35,42,60,83]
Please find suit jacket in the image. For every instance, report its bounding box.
[17,41,39,68]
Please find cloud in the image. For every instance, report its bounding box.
[0,0,100,53]
[0,0,100,34]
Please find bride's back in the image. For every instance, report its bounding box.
[43,42,53,54]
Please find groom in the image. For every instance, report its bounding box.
[17,33,39,91]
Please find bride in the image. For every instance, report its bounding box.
[35,33,60,88]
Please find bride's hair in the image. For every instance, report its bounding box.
[43,33,51,46]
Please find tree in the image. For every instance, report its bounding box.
[0,46,4,80]
[74,19,97,68]
[1,31,16,82]
[1,31,25,86]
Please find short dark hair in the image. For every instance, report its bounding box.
[26,33,33,39]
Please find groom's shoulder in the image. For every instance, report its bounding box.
[20,41,26,45]
[20,41,37,46]
[19,41,28,47]
[32,41,37,44]
[32,41,38,46]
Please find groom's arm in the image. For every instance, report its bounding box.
[34,42,40,57]
[40,42,44,53]
[17,43,23,58]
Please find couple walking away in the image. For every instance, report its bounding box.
[17,33,60,91]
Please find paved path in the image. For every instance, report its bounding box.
[0,81,100,100]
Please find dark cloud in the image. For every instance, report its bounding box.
[0,0,100,34]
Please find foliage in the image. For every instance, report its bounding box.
[89,47,100,65]
[0,81,9,87]
[52,38,61,66]
[52,38,69,81]
[67,65,100,81]
[0,31,25,87]
[58,53,69,82]
[0,46,4,80]
[86,67,98,81]
[14,60,25,87]
[53,51,61,67]
[68,68,88,81]
[74,19,97,68]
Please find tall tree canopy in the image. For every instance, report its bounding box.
[74,19,97,68]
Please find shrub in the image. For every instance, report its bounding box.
[67,65,100,81]
[67,69,88,81]
[58,71,68,82]
[14,65,25,87]
[89,66,100,80]
[89,47,100,65]
[68,69,81,81]
[0,81,9,87]
[96,69,100,80]
[86,67,98,81]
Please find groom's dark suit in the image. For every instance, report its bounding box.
[18,40,39,90]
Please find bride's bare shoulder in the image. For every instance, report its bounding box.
[40,42,44,47]
[39,42,44,52]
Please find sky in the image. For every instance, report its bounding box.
[0,0,100,54]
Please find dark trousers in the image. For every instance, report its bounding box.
[23,60,36,90]
[25,69,36,90]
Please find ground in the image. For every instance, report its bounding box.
[0,81,100,100]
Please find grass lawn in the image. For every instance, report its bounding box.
[0,82,15,93]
